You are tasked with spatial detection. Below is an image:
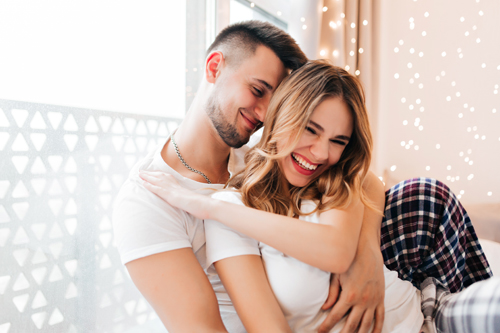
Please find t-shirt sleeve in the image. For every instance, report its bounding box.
[112,178,193,265]
[205,191,260,266]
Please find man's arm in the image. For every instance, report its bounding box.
[126,249,228,333]
[319,171,386,333]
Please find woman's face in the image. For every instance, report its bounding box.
[279,96,353,187]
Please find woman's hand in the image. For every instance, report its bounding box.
[139,171,215,220]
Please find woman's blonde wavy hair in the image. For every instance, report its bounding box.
[228,60,374,217]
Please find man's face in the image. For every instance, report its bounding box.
[206,45,287,148]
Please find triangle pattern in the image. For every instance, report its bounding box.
[85,116,99,132]
[85,135,99,151]
[123,118,136,133]
[47,155,63,172]
[158,122,168,136]
[48,199,63,216]
[64,176,77,193]
[64,157,77,173]
[47,112,63,130]
[31,267,48,285]
[31,223,47,240]
[30,133,47,151]
[147,119,159,134]
[12,180,29,198]
[0,132,9,150]
[48,179,63,196]
[31,156,47,174]
[64,198,77,215]
[0,205,10,223]
[11,109,29,127]
[12,293,29,312]
[30,111,47,129]
[0,180,9,199]
[11,156,30,174]
[65,282,78,299]
[12,226,30,244]
[99,116,112,132]
[0,108,10,127]
[49,242,63,260]
[31,178,47,196]
[99,156,111,172]
[32,290,48,309]
[11,133,29,151]
[64,218,77,235]
[31,248,48,264]
[12,202,29,220]
[48,265,63,282]
[13,248,30,267]
[48,308,64,325]
[136,120,148,135]
[0,275,11,294]
[63,114,79,131]
[49,223,63,239]
[64,134,78,152]
[0,228,11,246]
[31,311,47,329]
[111,118,125,134]
[12,272,30,291]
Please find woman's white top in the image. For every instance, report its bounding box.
[205,191,424,333]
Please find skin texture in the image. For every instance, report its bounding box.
[280,97,353,187]
[127,45,386,332]
[138,101,370,331]
[125,45,288,332]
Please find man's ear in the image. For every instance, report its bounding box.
[205,51,224,84]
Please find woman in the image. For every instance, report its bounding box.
[140,61,497,333]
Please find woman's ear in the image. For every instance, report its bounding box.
[205,51,224,84]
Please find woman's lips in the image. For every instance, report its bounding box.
[291,153,320,176]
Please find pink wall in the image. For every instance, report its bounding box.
[376,0,500,204]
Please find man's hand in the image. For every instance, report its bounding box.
[318,244,385,333]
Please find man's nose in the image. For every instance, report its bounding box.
[254,99,268,123]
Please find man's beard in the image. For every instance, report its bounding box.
[206,95,249,149]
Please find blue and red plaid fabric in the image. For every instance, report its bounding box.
[380,178,492,293]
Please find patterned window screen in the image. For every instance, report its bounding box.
[0,0,210,331]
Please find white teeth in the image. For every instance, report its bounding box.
[292,153,318,171]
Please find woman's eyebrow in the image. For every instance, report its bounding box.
[309,120,324,131]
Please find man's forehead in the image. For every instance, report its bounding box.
[239,45,287,90]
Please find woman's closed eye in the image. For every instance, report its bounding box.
[330,139,347,146]
[306,126,317,135]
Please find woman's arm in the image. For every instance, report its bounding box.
[140,171,364,273]
[214,255,292,333]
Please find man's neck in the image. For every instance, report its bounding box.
[161,100,232,184]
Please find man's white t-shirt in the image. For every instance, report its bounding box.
[205,191,424,333]
[112,137,250,331]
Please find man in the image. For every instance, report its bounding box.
[113,20,491,332]
[113,20,387,332]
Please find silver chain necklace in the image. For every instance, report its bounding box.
[170,132,212,184]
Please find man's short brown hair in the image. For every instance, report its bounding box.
[207,20,307,71]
